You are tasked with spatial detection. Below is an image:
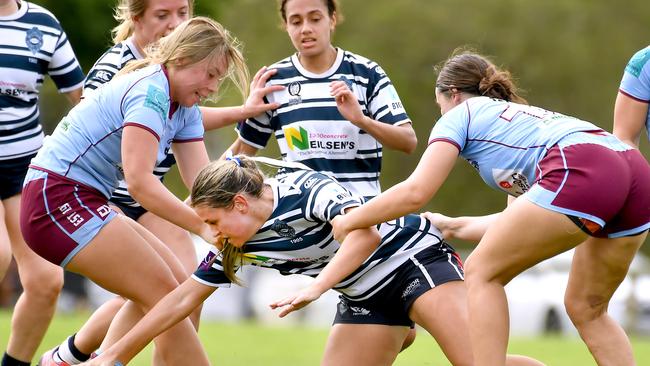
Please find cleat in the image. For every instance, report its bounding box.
[37,348,70,366]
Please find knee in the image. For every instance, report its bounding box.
[21,266,64,301]
[564,294,608,327]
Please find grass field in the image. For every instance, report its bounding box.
[1,310,649,365]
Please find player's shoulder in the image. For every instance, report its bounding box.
[22,2,62,30]
[625,45,650,78]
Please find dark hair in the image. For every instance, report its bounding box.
[191,156,265,285]
[279,0,339,22]
[435,49,527,104]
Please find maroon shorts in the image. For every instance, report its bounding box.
[20,168,117,267]
[527,141,650,238]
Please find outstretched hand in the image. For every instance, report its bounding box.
[420,211,454,239]
[241,66,284,118]
[269,286,323,318]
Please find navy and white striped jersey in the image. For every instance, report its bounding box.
[193,170,452,301]
[236,48,411,199]
[82,38,175,208]
[82,37,142,95]
[0,1,84,160]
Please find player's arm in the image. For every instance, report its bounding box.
[330,80,417,154]
[421,196,514,242]
[90,278,215,365]
[172,140,209,190]
[64,87,83,105]
[199,66,283,131]
[613,91,648,148]
[332,141,458,242]
[122,126,209,240]
[270,207,381,317]
[219,138,259,160]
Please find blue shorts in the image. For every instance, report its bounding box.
[527,132,650,238]
[20,167,117,267]
[0,153,35,200]
[333,243,464,327]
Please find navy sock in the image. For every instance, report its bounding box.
[1,352,30,366]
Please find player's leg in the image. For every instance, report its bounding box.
[322,324,408,366]
[4,194,64,364]
[138,211,202,327]
[0,201,11,281]
[66,215,209,365]
[564,233,646,366]
[464,198,587,366]
[410,282,545,366]
[410,281,472,366]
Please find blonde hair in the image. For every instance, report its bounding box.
[112,0,195,44]
[119,17,250,101]
[191,156,265,284]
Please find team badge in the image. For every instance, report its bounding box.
[271,219,296,238]
[287,81,302,106]
[199,251,218,270]
[25,27,44,54]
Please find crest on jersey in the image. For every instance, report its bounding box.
[287,81,302,106]
[271,219,296,238]
[25,27,44,54]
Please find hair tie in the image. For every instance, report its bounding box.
[226,155,241,167]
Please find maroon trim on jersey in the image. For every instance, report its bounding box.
[172,137,204,143]
[428,137,461,151]
[124,122,160,142]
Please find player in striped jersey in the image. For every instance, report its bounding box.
[614,45,650,149]
[333,51,650,365]
[0,1,84,365]
[86,156,543,366]
[228,0,417,200]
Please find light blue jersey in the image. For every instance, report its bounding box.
[237,48,411,199]
[429,96,601,196]
[0,1,84,160]
[619,45,650,141]
[193,170,451,301]
[26,64,203,198]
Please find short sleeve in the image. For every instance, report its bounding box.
[236,110,274,149]
[192,249,233,288]
[366,65,410,125]
[619,47,650,102]
[428,102,470,152]
[173,106,204,142]
[121,82,168,141]
[305,175,363,222]
[48,29,84,93]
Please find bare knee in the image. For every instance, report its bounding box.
[564,294,608,327]
[21,265,64,302]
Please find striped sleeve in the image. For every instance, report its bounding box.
[48,28,84,92]
[305,175,363,222]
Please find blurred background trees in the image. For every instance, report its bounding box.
[34,0,649,251]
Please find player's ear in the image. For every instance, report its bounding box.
[233,194,248,213]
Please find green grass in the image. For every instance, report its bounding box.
[1,310,649,365]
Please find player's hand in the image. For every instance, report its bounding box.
[330,215,350,243]
[420,211,454,239]
[198,223,224,249]
[269,286,323,318]
[241,66,284,118]
[330,80,366,128]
